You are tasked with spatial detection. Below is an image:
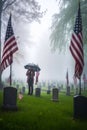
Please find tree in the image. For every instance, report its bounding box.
[0,0,44,86]
[50,0,87,53]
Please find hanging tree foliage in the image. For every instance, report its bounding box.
[50,0,87,54]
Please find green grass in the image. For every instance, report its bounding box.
[0,90,87,130]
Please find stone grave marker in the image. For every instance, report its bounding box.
[66,86,70,95]
[52,88,59,102]
[35,87,41,97]
[2,87,18,110]
[73,95,87,119]
[47,85,51,94]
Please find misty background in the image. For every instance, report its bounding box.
[2,0,75,83]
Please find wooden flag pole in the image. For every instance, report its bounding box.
[10,54,13,87]
[10,64,12,86]
[78,0,80,4]
[79,76,81,95]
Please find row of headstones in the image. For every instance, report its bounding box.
[16,85,78,96]
[2,86,87,119]
[1,84,81,111]
[2,87,59,110]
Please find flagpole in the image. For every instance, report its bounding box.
[78,0,80,4]
[10,54,13,87]
[10,64,12,86]
[79,77,81,95]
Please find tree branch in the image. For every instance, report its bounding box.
[3,0,17,11]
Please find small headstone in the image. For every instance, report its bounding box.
[47,90,51,94]
[66,86,70,95]
[35,88,41,97]
[2,87,18,110]
[61,84,63,90]
[47,85,51,94]
[71,84,74,90]
[52,88,59,102]
[73,95,87,119]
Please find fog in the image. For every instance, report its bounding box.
[2,0,75,83]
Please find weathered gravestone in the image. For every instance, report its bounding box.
[73,95,87,119]
[35,88,41,97]
[47,90,51,94]
[66,86,70,96]
[47,85,51,94]
[52,88,59,102]
[2,87,18,110]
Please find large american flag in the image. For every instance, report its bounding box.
[69,2,84,79]
[1,14,18,72]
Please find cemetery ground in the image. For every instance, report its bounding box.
[0,88,87,130]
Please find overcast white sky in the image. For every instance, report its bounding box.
[2,0,75,83]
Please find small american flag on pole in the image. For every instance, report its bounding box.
[69,2,84,79]
[1,14,18,72]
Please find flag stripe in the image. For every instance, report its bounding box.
[3,38,18,56]
[70,39,83,67]
[1,14,18,72]
[72,33,83,52]
[2,42,18,61]
[70,44,83,70]
[3,36,16,50]
[1,47,18,65]
[69,2,84,79]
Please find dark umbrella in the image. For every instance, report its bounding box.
[24,63,41,71]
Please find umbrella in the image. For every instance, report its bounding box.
[24,63,41,71]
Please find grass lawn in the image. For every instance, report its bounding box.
[0,90,87,130]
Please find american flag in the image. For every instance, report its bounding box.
[1,14,18,72]
[69,2,84,79]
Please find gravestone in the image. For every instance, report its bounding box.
[61,84,63,90]
[52,88,59,102]
[47,90,51,94]
[35,88,41,97]
[66,86,70,95]
[47,85,51,94]
[2,87,18,110]
[73,95,87,119]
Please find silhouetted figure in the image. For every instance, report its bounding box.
[26,68,35,95]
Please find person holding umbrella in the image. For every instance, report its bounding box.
[25,63,41,95]
[26,68,35,95]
